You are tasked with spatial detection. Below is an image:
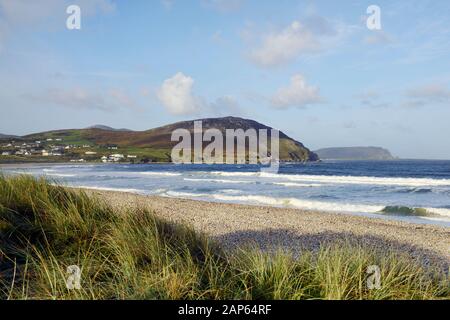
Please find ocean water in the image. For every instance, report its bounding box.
[3,160,450,227]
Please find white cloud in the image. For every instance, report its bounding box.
[157,72,241,116]
[247,16,352,68]
[249,21,320,67]
[271,74,322,109]
[157,72,206,115]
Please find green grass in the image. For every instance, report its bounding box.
[0,175,448,300]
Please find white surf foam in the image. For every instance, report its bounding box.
[45,173,77,177]
[73,185,145,193]
[165,191,209,198]
[220,189,241,194]
[425,207,450,217]
[140,172,181,177]
[11,171,33,175]
[209,193,450,219]
[184,178,254,184]
[210,194,385,213]
[210,171,450,187]
[273,182,322,187]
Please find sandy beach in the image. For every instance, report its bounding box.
[83,188,450,270]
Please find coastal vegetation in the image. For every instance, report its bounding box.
[0,175,448,300]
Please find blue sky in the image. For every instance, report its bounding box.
[1,0,450,159]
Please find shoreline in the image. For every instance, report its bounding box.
[0,162,172,167]
[81,188,450,270]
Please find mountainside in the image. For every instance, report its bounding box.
[0,133,19,140]
[17,117,318,162]
[314,147,395,160]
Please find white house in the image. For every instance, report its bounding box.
[127,155,137,158]
[109,154,124,162]
[85,151,97,155]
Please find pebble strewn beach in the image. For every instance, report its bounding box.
[83,189,450,270]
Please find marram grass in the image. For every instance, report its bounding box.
[0,174,448,300]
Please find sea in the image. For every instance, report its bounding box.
[3,160,450,227]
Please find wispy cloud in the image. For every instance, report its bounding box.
[22,87,135,112]
[355,90,390,109]
[404,83,450,107]
[363,31,393,45]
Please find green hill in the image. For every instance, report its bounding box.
[11,116,318,162]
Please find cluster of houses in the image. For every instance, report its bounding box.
[101,154,137,163]
[1,139,140,163]
[0,140,71,157]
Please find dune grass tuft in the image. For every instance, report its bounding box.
[0,174,448,300]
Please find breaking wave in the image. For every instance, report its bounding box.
[45,173,77,177]
[73,186,145,193]
[161,191,450,219]
[183,178,254,184]
[140,172,181,177]
[379,206,450,218]
[210,171,450,187]
[210,194,385,213]
[273,182,322,187]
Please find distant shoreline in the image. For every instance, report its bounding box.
[0,161,171,168]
